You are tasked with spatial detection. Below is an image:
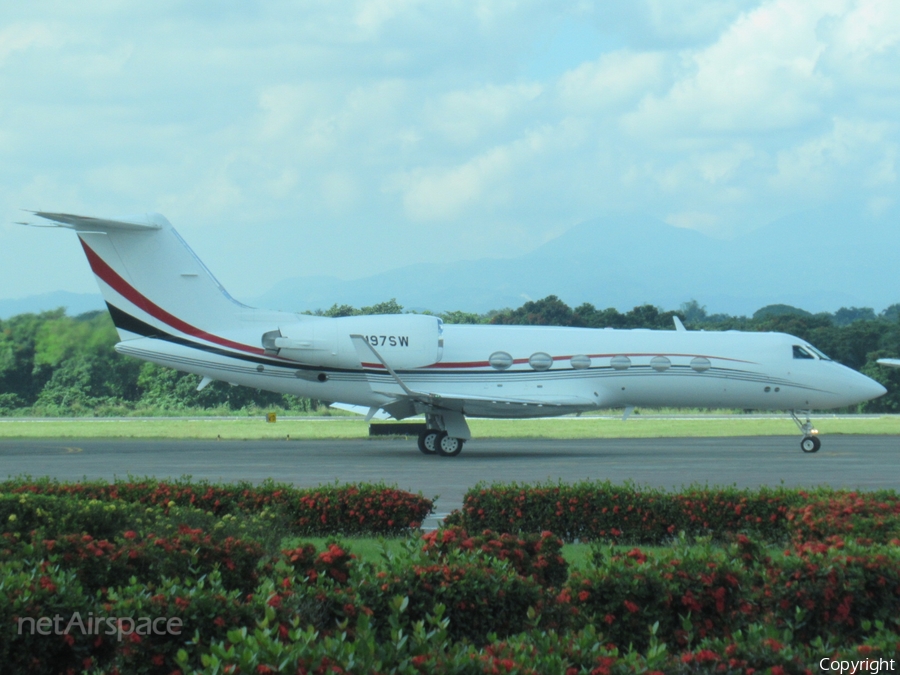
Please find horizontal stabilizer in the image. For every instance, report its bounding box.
[29,211,165,232]
[877,358,900,369]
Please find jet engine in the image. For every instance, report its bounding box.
[262,314,443,370]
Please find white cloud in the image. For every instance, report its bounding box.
[818,0,900,91]
[0,22,55,67]
[557,49,667,111]
[426,82,543,144]
[2,0,900,301]
[392,145,516,222]
[624,1,841,135]
[773,116,896,193]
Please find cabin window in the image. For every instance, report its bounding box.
[793,345,815,359]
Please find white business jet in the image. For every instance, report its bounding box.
[28,212,886,456]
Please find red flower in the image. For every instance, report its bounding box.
[623,600,639,613]
[695,649,717,663]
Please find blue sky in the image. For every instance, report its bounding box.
[2,1,898,303]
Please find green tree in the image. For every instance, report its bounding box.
[490,295,579,326]
[439,310,487,325]
[833,306,877,326]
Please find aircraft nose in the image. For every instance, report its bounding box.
[866,377,888,400]
[850,370,887,402]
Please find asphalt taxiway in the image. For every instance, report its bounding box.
[2,436,898,523]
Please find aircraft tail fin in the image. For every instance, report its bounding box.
[32,211,247,341]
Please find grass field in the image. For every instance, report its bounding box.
[0,413,898,439]
[293,535,597,570]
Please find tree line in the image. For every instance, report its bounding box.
[2,297,899,416]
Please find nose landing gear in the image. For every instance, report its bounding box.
[791,410,821,453]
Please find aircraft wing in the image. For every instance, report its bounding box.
[374,388,596,420]
[877,358,900,369]
[349,334,595,419]
[328,403,393,420]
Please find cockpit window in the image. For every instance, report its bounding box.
[806,344,832,361]
[793,345,815,359]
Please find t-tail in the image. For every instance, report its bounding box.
[30,212,249,342]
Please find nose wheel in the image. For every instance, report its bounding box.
[800,435,821,453]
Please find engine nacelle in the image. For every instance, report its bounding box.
[262,314,443,370]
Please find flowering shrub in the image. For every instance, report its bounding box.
[786,491,900,544]
[1,477,433,537]
[764,540,900,643]
[447,481,900,545]
[39,527,265,593]
[0,560,94,675]
[0,493,148,541]
[5,476,900,673]
[422,525,568,587]
[564,541,760,651]
[285,484,432,536]
[276,541,355,585]
[356,548,545,644]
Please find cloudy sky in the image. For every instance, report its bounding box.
[2,0,899,304]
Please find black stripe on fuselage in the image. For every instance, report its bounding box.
[107,303,313,371]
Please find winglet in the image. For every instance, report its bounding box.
[673,316,687,332]
[877,358,900,369]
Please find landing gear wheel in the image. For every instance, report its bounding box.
[417,430,440,455]
[800,435,821,453]
[435,432,464,457]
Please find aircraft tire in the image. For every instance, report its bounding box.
[800,435,821,453]
[435,432,464,457]
[417,430,439,455]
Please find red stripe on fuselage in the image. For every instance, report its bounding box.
[79,237,265,356]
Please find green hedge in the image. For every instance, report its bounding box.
[3,477,900,673]
[447,481,900,545]
[1,477,433,537]
[4,538,900,674]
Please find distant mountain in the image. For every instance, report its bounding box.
[0,291,105,319]
[251,206,900,316]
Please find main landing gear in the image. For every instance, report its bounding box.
[790,410,821,453]
[417,429,465,457]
